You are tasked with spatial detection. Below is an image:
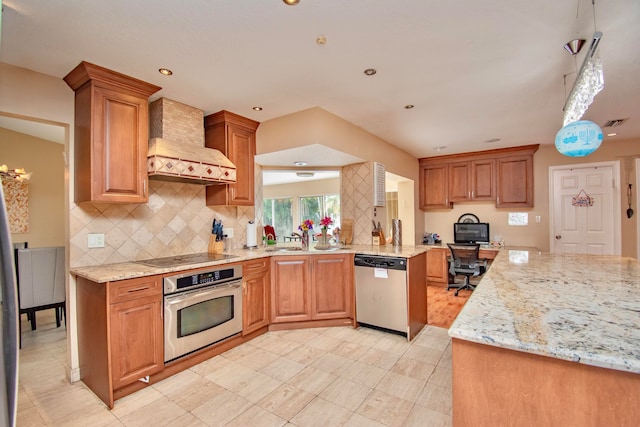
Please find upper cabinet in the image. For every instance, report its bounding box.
[64,61,161,203]
[420,163,450,209]
[419,145,538,210]
[204,111,260,206]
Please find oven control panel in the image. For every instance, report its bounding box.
[164,265,243,294]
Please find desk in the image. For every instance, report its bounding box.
[425,245,500,286]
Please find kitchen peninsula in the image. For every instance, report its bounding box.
[449,249,640,426]
[71,244,429,408]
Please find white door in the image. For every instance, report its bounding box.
[550,162,619,255]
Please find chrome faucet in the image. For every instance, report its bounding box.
[291,232,302,239]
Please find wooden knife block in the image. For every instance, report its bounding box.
[208,236,224,254]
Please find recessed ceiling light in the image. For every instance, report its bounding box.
[484,138,501,143]
[158,68,173,76]
[252,106,263,111]
[283,0,300,5]
[607,133,617,137]
[316,35,327,46]
[433,146,447,152]
[294,161,307,166]
[363,68,377,76]
[404,105,414,109]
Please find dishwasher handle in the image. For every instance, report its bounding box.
[354,255,407,271]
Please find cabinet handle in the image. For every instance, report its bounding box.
[127,286,150,293]
[468,191,470,198]
[472,190,475,198]
[143,178,147,197]
[243,281,247,294]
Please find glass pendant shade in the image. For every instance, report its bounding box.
[555,120,603,157]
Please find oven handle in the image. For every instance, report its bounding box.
[164,280,242,306]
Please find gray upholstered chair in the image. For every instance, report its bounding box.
[17,247,66,332]
[447,243,487,296]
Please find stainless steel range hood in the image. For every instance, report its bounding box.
[147,98,236,185]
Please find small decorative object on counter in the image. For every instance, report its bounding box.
[371,220,385,246]
[392,219,402,247]
[299,219,314,250]
[316,216,333,249]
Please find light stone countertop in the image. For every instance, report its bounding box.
[70,243,429,283]
[449,249,640,374]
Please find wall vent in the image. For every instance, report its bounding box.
[602,118,629,128]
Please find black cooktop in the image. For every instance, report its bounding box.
[135,252,238,268]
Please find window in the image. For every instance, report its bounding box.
[299,194,340,232]
[262,198,293,242]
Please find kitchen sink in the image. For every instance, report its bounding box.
[265,246,304,252]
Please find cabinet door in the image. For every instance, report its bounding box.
[426,248,449,285]
[110,296,163,389]
[310,254,353,320]
[243,263,270,335]
[471,159,495,200]
[496,155,533,207]
[420,163,451,209]
[226,123,256,206]
[270,256,311,323]
[449,161,471,202]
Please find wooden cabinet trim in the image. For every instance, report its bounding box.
[419,144,539,164]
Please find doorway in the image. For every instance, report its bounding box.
[549,161,621,255]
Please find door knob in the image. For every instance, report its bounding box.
[555,235,562,240]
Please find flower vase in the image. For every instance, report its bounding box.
[301,230,309,249]
[316,228,330,249]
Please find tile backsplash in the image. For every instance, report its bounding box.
[70,180,255,267]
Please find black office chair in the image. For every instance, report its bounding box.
[447,243,487,296]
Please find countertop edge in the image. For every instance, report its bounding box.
[70,244,429,283]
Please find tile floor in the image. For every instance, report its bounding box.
[17,311,453,426]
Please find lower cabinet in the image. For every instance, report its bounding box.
[242,258,271,335]
[76,275,164,409]
[426,247,450,286]
[271,254,353,323]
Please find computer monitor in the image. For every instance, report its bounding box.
[453,222,490,244]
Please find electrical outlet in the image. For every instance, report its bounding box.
[535,215,542,223]
[224,228,234,238]
[88,233,105,248]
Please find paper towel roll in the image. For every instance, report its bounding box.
[246,221,257,248]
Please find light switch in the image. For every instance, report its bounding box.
[535,215,541,223]
[88,233,105,248]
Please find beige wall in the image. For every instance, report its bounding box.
[424,138,640,257]
[257,107,425,244]
[0,127,65,247]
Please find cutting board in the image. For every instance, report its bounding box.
[341,219,354,244]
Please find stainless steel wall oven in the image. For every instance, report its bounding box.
[163,264,242,362]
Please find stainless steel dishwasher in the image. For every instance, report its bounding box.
[354,254,408,337]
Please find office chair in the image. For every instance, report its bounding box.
[447,243,487,296]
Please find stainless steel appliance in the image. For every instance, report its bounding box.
[354,254,408,338]
[163,264,242,362]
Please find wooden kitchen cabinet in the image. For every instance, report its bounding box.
[64,61,161,203]
[426,247,450,286]
[419,145,538,210]
[205,110,260,206]
[310,254,353,320]
[449,159,495,202]
[420,163,451,209]
[242,258,271,335]
[271,253,354,324]
[496,154,534,207]
[271,256,311,323]
[76,274,163,408]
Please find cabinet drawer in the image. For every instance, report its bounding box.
[108,275,162,304]
[244,258,269,275]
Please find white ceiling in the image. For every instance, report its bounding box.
[0,114,65,144]
[1,0,639,158]
[263,170,340,186]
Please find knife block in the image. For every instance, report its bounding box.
[208,236,224,254]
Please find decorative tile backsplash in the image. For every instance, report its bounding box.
[70,180,255,267]
[341,162,374,245]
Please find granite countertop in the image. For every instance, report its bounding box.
[449,249,640,374]
[70,243,429,283]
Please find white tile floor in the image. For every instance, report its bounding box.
[17,311,452,426]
